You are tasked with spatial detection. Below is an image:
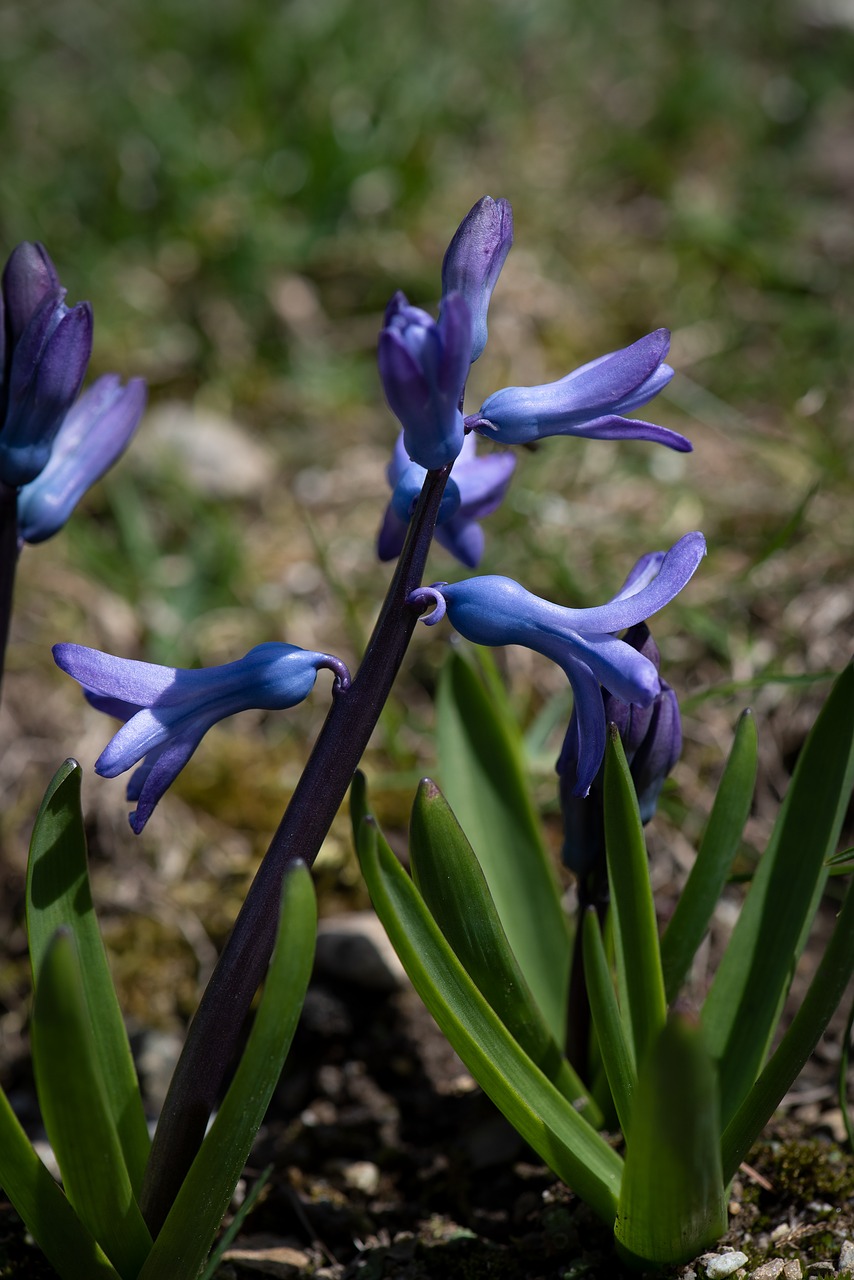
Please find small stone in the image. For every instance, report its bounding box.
[315,911,407,990]
[750,1262,785,1280]
[341,1160,381,1195]
[702,1252,750,1278]
[840,1240,854,1272]
[782,1263,802,1280]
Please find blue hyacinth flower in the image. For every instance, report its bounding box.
[441,195,513,363]
[377,430,516,567]
[18,374,146,543]
[53,641,351,832]
[378,290,472,471]
[410,531,704,796]
[466,328,691,453]
[0,242,93,487]
[559,620,682,877]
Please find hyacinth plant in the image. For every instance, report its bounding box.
[0,199,851,1277]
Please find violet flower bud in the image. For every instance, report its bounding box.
[410,532,704,796]
[18,375,147,544]
[466,329,691,453]
[53,641,352,833]
[559,621,683,877]
[377,430,516,568]
[378,290,471,471]
[441,196,513,363]
[0,243,93,487]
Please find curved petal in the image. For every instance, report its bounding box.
[570,532,706,633]
[434,515,485,568]
[562,657,608,797]
[561,413,691,452]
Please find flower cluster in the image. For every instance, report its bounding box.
[0,242,145,542]
[53,196,701,835]
[378,196,690,568]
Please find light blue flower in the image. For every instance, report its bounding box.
[18,375,146,543]
[377,430,516,567]
[409,531,704,795]
[54,641,351,832]
[466,329,690,452]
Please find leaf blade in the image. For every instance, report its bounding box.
[436,649,570,1041]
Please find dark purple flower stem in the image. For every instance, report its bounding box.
[0,483,20,704]
[140,462,453,1233]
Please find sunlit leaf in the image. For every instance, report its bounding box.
[436,649,570,1042]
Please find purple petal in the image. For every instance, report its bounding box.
[563,657,608,797]
[569,532,706,633]
[127,731,203,833]
[441,196,513,362]
[54,643,179,705]
[564,413,691,452]
[435,291,473,401]
[2,242,60,349]
[377,503,408,562]
[18,376,146,543]
[434,515,485,568]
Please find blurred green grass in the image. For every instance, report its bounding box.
[1,0,853,1019]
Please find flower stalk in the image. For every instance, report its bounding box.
[139,461,454,1231]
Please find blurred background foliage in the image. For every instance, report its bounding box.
[1,0,852,1020]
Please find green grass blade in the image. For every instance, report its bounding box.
[353,804,622,1223]
[436,649,570,1042]
[702,663,854,1126]
[0,1085,121,1280]
[721,872,854,1180]
[615,1014,726,1267]
[30,930,153,1277]
[409,777,600,1124]
[661,709,757,1002]
[581,908,636,1138]
[603,728,667,1066]
[138,862,316,1280]
[26,760,150,1194]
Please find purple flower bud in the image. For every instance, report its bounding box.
[412,531,704,795]
[1,242,60,370]
[0,242,93,486]
[441,196,513,363]
[18,375,147,544]
[466,329,691,453]
[378,290,471,471]
[559,621,683,876]
[377,430,516,567]
[53,641,352,833]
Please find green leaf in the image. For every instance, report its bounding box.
[26,760,150,1194]
[30,930,153,1277]
[0,1084,121,1280]
[409,777,600,1125]
[702,663,854,1126]
[352,786,622,1224]
[436,649,570,1042]
[603,729,666,1066]
[138,862,316,1280]
[615,1014,727,1267]
[581,908,636,1138]
[661,709,758,1002]
[721,870,854,1180]
[198,1165,273,1280]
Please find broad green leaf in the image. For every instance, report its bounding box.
[409,777,600,1125]
[616,1015,726,1267]
[26,760,150,1194]
[0,1085,121,1280]
[661,709,758,1002]
[581,908,636,1138]
[703,663,854,1126]
[30,930,153,1277]
[436,649,570,1042]
[138,862,316,1280]
[603,729,666,1066]
[721,871,854,1180]
[352,793,622,1224]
